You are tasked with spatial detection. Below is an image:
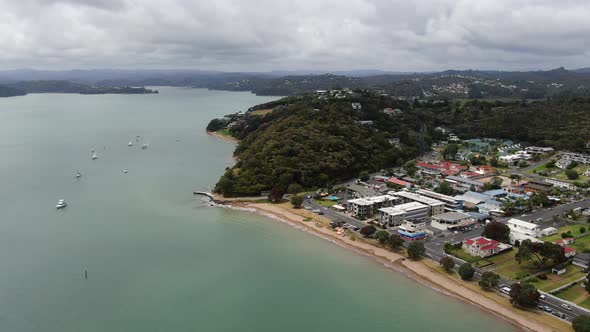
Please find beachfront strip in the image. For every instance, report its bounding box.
[302,147,590,325]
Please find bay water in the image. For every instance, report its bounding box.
[0,87,515,331]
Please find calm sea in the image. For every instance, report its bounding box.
[0,87,515,331]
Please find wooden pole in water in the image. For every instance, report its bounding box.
[84,270,88,279]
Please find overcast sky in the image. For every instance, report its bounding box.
[0,0,588,72]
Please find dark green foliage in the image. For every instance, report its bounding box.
[509,282,539,307]
[459,263,475,280]
[515,239,567,267]
[407,241,425,260]
[581,227,587,234]
[206,118,228,132]
[360,225,377,237]
[439,256,455,272]
[375,230,390,244]
[586,273,590,293]
[573,315,590,332]
[435,181,455,196]
[562,231,573,238]
[287,183,303,194]
[566,169,580,180]
[359,170,370,182]
[442,144,459,160]
[290,195,303,208]
[481,222,510,243]
[268,186,285,203]
[388,234,404,250]
[479,271,500,290]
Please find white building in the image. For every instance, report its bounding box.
[378,202,429,227]
[347,195,398,219]
[397,219,427,240]
[416,189,462,210]
[351,102,362,110]
[525,146,554,155]
[545,178,577,191]
[507,218,541,245]
[389,191,445,216]
[541,227,557,236]
[562,152,590,165]
[430,211,475,231]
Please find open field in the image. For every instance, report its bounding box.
[448,248,481,263]
[312,199,338,207]
[543,225,587,242]
[530,265,586,292]
[487,250,539,280]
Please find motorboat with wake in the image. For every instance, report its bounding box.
[56,199,67,209]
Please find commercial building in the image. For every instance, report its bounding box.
[463,236,512,258]
[444,175,485,191]
[378,202,429,227]
[347,195,398,219]
[525,146,555,154]
[397,219,427,241]
[561,152,590,165]
[416,189,462,210]
[430,211,476,231]
[455,191,490,209]
[545,178,576,191]
[389,191,445,216]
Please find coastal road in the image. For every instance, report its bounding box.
[303,197,367,230]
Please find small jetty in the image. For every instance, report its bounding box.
[193,191,214,200]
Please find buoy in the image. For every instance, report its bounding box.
[124,169,128,173]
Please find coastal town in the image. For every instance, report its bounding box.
[208,104,590,330]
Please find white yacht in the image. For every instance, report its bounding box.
[91,152,98,160]
[128,141,133,146]
[75,171,82,178]
[56,199,67,209]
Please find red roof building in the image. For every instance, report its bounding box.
[388,178,411,187]
[463,236,512,258]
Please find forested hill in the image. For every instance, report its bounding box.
[0,80,157,97]
[209,92,590,197]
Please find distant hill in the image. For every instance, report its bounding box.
[0,80,158,97]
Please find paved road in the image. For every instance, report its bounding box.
[303,197,367,230]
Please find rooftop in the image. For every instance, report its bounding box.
[431,211,472,222]
[391,191,445,207]
[379,202,428,215]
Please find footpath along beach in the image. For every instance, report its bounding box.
[215,200,570,332]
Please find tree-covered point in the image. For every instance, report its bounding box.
[212,94,422,196]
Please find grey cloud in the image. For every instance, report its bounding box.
[0,0,588,71]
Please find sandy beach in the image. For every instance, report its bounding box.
[206,130,240,143]
[219,200,571,332]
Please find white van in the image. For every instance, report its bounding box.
[500,287,511,295]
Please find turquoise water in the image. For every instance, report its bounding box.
[0,88,515,331]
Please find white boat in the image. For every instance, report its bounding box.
[91,152,98,160]
[75,171,82,178]
[128,141,133,146]
[56,199,67,209]
[123,169,128,173]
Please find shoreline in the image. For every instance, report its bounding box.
[206,130,240,143]
[214,199,569,332]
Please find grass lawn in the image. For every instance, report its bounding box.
[448,248,480,263]
[557,284,590,310]
[543,225,587,242]
[525,163,549,175]
[487,250,538,280]
[250,108,273,116]
[313,199,338,207]
[530,265,586,292]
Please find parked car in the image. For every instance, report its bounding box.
[500,287,511,295]
[552,311,566,318]
[540,294,546,300]
[562,304,572,311]
[544,306,552,313]
[351,226,360,231]
[312,209,321,214]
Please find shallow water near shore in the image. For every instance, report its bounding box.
[0,87,515,331]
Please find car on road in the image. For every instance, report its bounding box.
[304,206,311,210]
[543,306,552,313]
[351,226,360,231]
[539,294,546,300]
[500,287,511,295]
[552,311,566,319]
[312,209,321,214]
[561,303,572,311]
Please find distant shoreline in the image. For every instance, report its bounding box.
[206,130,239,143]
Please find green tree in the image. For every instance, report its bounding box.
[375,230,390,244]
[545,160,556,168]
[573,315,590,332]
[435,181,455,196]
[581,226,587,234]
[443,242,454,254]
[290,195,304,208]
[566,169,580,180]
[515,240,566,268]
[268,186,286,203]
[388,234,404,250]
[479,271,500,290]
[443,144,459,160]
[403,161,417,177]
[481,222,510,243]
[585,273,590,293]
[360,225,377,238]
[439,256,455,272]
[459,263,475,281]
[407,241,425,260]
[359,170,370,182]
[509,282,540,307]
[287,183,303,194]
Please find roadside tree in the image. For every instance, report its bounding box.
[375,230,390,244]
[439,256,455,272]
[359,170,370,182]
[268,186,286,203]
[287,183,303,194]
[407,241,425,260]
[509,282,540,307]
[479,271,500,290]
[360,225,377,238]
[459,263,475,280]
[290,195,304,208]
[388,234,404,251]
[573,315,590,332]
